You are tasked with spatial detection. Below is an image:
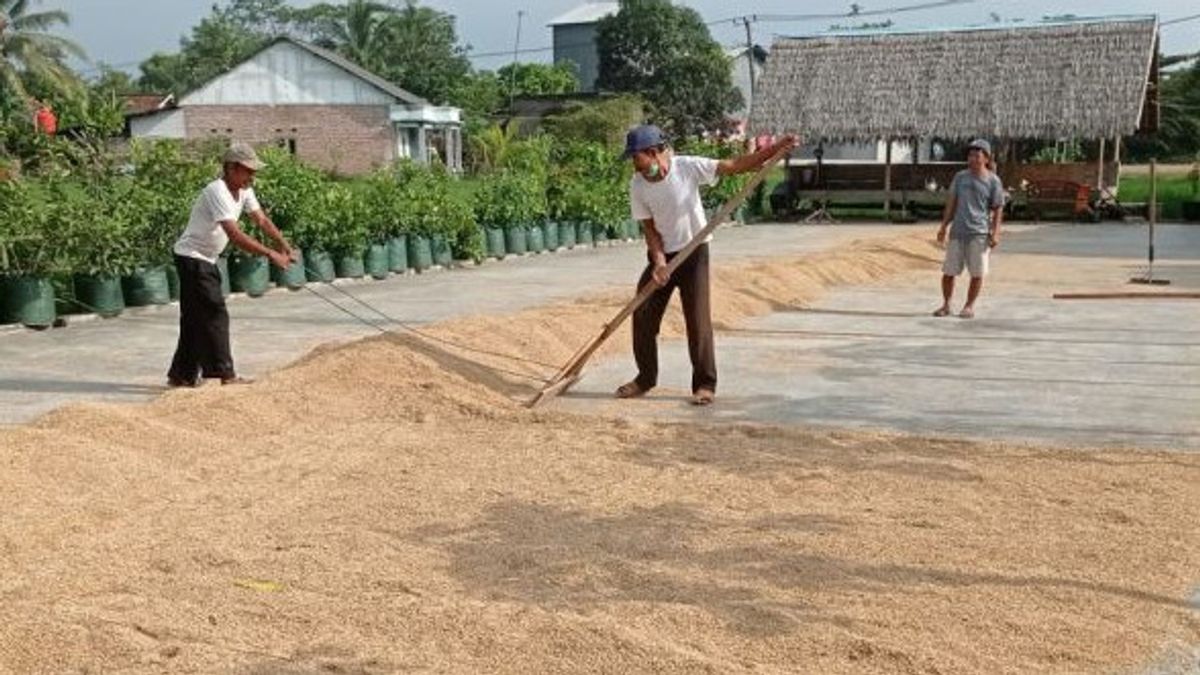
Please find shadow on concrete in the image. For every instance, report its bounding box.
[0,379,163,396]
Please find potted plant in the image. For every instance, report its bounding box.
[256,148,323,289]
[0,179,61,328]
[62,178,137,318]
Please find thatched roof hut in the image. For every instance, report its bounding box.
[750,17,1160,142]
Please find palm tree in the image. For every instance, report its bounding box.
[331,0,395,75]
[0,0,86,107]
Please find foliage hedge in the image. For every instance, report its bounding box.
[1,134,749,320]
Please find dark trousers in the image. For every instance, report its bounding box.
[633,244,717,393]
[168,255,235,382]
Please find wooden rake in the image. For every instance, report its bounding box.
[527,147,791,408]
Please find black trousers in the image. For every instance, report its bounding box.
[168,255,235,382]
[632,244,717,393]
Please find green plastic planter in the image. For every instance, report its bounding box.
[305,250,336,283]
[594,224,610,245]
[229,253,270,297]
[526,224,545,253]
[408,235,434,272]
[388,235,409,273]
[122,266,171,307]
[74,274,125,318]
[217,256,232,296]
[53,275,77,317]
[543,221,560,251]
[166,264,181,301]
[576,221,594,246]
[335,250,367,279]
[272,249,307,290]
[432,234,454,267]
[1,276,56,329]
[505,226,528,256]
[558,221,578,249]
[365,243,390,280]
[484,227,506,259]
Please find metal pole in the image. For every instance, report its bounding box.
[884,139,893,218]
[743,16,757,102]
[1149,158,1157,280]
[508,10,524,111]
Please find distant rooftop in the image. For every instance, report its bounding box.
[547,2,619,27]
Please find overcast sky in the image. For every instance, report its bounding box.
[44,0,1200,78]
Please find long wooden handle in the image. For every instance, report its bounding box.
[527,146,791,408]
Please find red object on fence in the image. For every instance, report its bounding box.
[34,106,57,135]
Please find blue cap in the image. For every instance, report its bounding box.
[967,138,993,157]
[622,124,666,159]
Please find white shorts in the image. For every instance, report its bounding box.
[942,237,990,278]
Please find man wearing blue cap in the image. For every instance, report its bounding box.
[934,138,1005,319]
[616,125,798,406]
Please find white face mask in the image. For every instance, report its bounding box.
[646,161,661,179]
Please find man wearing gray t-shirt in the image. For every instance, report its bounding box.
[934,139,1005,319]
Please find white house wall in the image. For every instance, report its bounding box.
[181,42,396,106]
[129,109,186,138]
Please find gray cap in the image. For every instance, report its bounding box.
[967,138,992,157]
[223,142,265,171]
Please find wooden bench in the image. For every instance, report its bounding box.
[1026,180,1095,221]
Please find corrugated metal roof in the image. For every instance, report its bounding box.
[285,38,427,105]
[547,2,619,27]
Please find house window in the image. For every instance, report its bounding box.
[276,138,297,155]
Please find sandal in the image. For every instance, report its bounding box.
[167,376,200,389]
[615,380,649,399]
[692,389,715,406]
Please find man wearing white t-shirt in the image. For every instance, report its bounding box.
[167,142,294,387]
[616,125,798,406]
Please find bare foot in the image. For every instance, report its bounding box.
[959,307,975,319]
[932,306,951,317]
[615,380,650,399]
[691,389,715,406]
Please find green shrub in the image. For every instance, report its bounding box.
[0,179,60,277]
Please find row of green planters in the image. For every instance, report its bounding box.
[480,220,642,258]
[0,232,451,328]
[0,218,643,329]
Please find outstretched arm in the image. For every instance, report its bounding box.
[716,135,800,177]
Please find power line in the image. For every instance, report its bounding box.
[707,0,977,26]
[1162,12,1200,27]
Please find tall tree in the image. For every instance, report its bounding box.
[595,0,741,138]
[0,0,85,108]
[326,0,395,75]
[497,62,578,99]
[375,0,470,104]
[138,10,264,94]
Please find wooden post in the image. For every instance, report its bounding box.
[1150,158,1157,263]
[1096,137,1106,192]
[883,139,893,218]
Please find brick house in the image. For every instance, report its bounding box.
[127,37,463,175]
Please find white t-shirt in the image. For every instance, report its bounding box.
[629,155,720,254]
[173,179,262,264]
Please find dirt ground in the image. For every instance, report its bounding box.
[1,233,1197,674]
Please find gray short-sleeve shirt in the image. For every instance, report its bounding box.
[950,170,1005,240]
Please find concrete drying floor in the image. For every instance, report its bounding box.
[557,224,1200,451]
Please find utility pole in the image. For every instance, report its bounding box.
[742,15,757,102]
[509,10,525,111]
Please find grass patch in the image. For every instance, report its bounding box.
[1119,174,1199,220]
